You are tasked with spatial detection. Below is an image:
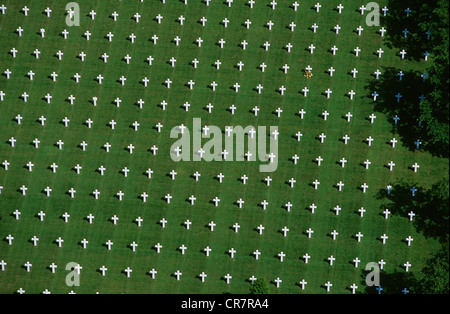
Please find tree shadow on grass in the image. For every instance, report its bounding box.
[359,269,420,294]
[375,179,449,243]
[383,0,438,62]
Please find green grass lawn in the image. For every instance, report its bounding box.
[0,0,448,294]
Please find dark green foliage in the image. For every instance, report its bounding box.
[420,239,449,294]
[250,278,270,294]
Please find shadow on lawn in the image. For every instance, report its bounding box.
[382,0,438,62]
[365,65,448,158]
[358,270,420,294]
[374,179,449,243]
[365,0,449,158]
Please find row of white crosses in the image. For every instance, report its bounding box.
[3,254,412,293]
[1,2,389,20]
[2,5,395,103]
[3,2,390,14]
[2,174,422,200]
[3,55,391,100]
[1,155,422,178]
[4,230,414,250]
[7,201,417,221]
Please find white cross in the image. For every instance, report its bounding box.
[200,16,207,26]
[6,234,14,245]
[406,236,414,246]
[20,185,28,195]
[123,266,133,278]
[179,244,187,255]
[380,234,389,244]
[256,225,265,235]
[199,272,207,282]
[184,219,192,230]
[355,232,364,242]
[208,221,216,231]
[16,27,25,37]
[361,183,369,193]
[117,191,125,201]
[285,43,293,53]
[376,48,384,59]
[303,253,311,264]
[383,209,391,219]
[356,26,364,36]
[10,48,18,58]
[149,269,157,279]
[333,205,342,215]
[127,144,135,154]
[224,274,232,284]
[134,13,141,23]
[24,261,32,272]
[62,212,70,223]
[110,215,119,225]
[387,161,396,171]
[67,188,76,198]
[31,236,39,246]
[136,217,143,227]
[46,263,55,274]
[99,266,107,276]
[130,242,138,252]
[261,200,269,210]
[412,163,420,172]
[106,32,114,42]
[281,226,290,237]
[178,15,185,25]
[228,248,236,259]
[86,10,96,19]
[404,262,412,272]
[278,251,286,262]
[105,240,113,250]
[157,218,167,233]
[400,50,407,59]
[81,239,89,249]
[348,90,356,100]
[328,255,336,266]
[312,2,321,12]
[306,228,314,238]
[358,207,366,218]
[44,187,52,197]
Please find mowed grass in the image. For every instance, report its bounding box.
[0,0,448,294]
